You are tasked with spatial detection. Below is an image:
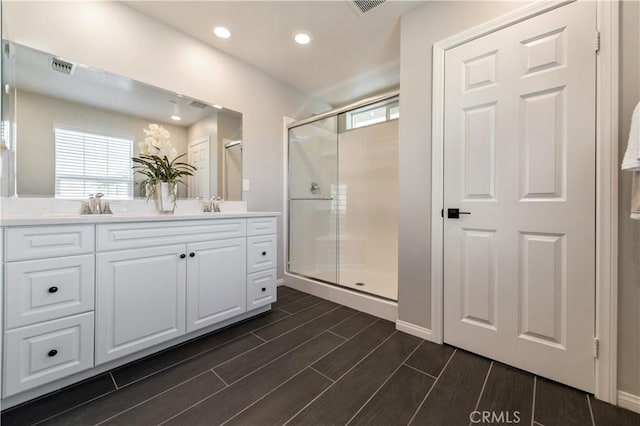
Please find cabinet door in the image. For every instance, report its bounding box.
[186,238,246,333]
[95,245,186,365]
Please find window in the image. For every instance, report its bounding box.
[54,126,133,199]
[344,97,400,130]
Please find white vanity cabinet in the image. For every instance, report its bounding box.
[95,244,186,365]
[1,213,278,405]
[3,226,96,397]
[186,238,247,333]
[246,218,278,308]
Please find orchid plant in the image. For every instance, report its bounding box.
[132,124,196,201]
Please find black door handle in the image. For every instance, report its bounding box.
[447,208,471,219]
[48,286,59,293]
[189,252,195,258]
[179,254,186,259]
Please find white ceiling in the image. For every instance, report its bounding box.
[11,42,241,127]
[124,0,426,106]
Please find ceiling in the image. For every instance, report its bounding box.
[11,42,240,127]
[123,1,426,106]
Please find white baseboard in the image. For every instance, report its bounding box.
[276,278,284,286]
[395,320,432,341]
[617,390,640,414]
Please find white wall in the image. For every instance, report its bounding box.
[3,1,330,278]
[15,89,187,197]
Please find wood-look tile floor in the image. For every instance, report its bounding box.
[2,286,638,426]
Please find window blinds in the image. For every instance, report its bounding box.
[54,127,133,200]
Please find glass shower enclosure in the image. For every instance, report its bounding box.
[287,94,399,301]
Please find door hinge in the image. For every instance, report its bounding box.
[593,338,600,359]
[594,30,601,53]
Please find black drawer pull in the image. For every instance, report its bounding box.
[48,286,59,293]
[189,252,195,258]
[48,349,58,357]
[261,287,266,292]
[261,251,267,256]
[180,254,186,259]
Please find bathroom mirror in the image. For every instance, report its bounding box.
[0,41,243,200]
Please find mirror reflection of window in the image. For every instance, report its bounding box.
[54,126,133,199]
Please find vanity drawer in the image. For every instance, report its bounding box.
[247,217,277,236]
[5,255,95,329]
[5,225,94,262]
[4,312,94,397]
[247,235,277,274]
[247,269,276,310]
[97,219,246,251]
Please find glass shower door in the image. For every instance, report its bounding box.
[288,117,338,284]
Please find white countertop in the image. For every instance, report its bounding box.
[0,197,280,226]
[0,211,281,227]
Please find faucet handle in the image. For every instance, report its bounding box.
[212,196,224,212]
[102,202,113,215]
[80,201,92,215]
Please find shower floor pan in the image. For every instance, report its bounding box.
[296,266,397,301]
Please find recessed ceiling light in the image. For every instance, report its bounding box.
[294,33,311,45]
[170,115,182,121]
[213,26,231,39]
[213,104,223,110]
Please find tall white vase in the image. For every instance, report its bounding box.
[155,181,177,213]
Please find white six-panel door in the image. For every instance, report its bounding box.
[188,137,211,199]
[443,1,596,392]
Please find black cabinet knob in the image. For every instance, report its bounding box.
[48,349,58,357]
[189,252,195,258]
[48,286,59,293]
[180,254,186,259]
[261,251,267,256]
[261,287,266,292]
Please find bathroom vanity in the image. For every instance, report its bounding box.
[0,209,279,407]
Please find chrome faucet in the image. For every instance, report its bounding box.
[94,193,104,214]
[198,197,212,212]
[81,193,112,215]
[198,196,223,213]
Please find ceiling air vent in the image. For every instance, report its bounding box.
[51,58,76,75]
[349,0,386,16]
[189,100,208,109]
